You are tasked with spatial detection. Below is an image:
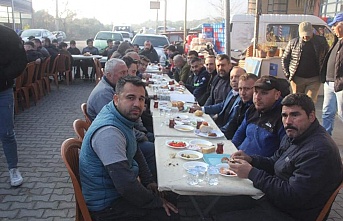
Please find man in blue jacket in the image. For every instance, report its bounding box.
[80,75,179,220]
[217,93,343,221]
[232,75,285,157]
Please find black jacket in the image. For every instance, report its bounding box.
[139,46,159,63]
[321,36,343,92]
[204,74,231,106]
[0,26,27,92]
[249,119,343,221]
[281,35,329,81]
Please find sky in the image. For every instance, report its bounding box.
[32,0,248,25]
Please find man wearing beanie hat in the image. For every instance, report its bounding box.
[232,75,286,157]
[281,21,329,103]
[321,12,343,135]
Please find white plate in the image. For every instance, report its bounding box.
[174,114,189,120]
[174,125,195,132]
[165,140,189,149]
[183,162,209,171]
[216,163,237,177]
[195,129,224,138]
[177,150,203,160]
[189,139,214,149]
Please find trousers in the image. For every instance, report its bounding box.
[290,75,321,103]
[322,82,343,135]
[0,88,18,169]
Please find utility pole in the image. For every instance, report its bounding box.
[225,0,231,58]
[253,0,261,57]
[164,0,167,32]
[183,0,187,44]
[11,0,15,30]
[55,0,59,31]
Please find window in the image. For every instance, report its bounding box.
[267,0,288,14]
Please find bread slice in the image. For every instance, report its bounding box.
[201,146,215,154]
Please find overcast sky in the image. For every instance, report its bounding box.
[32,0,247,25]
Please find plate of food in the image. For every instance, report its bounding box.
[194,129,224,138]
[174,125,195,132]
[183,161,209,171]
[177,150,203,160]
[216,163,237,177]
[174,114,189,120]
[165,140,189,149]
[189,139,215,153]
[203,154,232,165]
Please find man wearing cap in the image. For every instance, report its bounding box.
[321,12,343,135]
[232,75,286,157]
[282,21,329,103]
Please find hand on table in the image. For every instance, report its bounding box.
[229,159,252,179]
[161,198,178,216]
[231,150,252,163]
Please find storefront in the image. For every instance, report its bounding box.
[0,0,32,32]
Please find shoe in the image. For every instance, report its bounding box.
[9,168,23,187]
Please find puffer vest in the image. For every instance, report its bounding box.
[79,101,138,212]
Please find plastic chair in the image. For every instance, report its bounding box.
[42,57,51,93]
[93,58,103,85]
[47,54,60,89]
[316,182,343,221]
[81,103,92,125]
[21,62,38,108]
[61,138,92,221]
[73,119,90,140]
[57,54,72,85]
[14,69,26,114]
[36,57,50,98]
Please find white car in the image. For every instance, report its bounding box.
[131,34,170,60]
[116,31,131,42]
[20,29,56,42]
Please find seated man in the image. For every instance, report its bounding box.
[179,50,198,84]
[137,55,150,79]
[67,40,81,78]
[172,54,186,82]
[139,40,159,63]
[223,73,259,139]
[184,57,210,101]
[191,67,245,132]
[232,75,285,157]
[23,41,44,64]
[87,58,157,180]
[81,38,99,79]
[197,55,218,106]
[80,75,179,221]
[216,93,343,221]
[102,39,114,57]
[204,54,232,106]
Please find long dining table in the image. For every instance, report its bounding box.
[146,72,263,218]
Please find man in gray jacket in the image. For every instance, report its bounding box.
[281,21,329,103]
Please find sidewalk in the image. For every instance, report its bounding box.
[0,80,342,220]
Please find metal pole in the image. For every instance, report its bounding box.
[183,0,187,44]
[156,9,159,34]
[11,0,15,30]
[164,0,167,32]
[225,0,231,58]
[55,0,59,30]
[253,0,261,57]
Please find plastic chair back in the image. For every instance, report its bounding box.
[81,103,92,125]
[61,138,92,221]
[73,119,90,140]
[316,182,343,221]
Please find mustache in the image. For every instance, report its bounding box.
[131,107,142,112]
[285,125,298,131]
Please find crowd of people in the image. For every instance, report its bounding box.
[0,12,343,221]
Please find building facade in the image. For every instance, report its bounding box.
[0,0,32,32]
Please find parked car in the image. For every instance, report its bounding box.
[93,31,124,54]
[116,31,131,42]
[20,29,56,42]
[131,34,170,60]
[53,31,67,43]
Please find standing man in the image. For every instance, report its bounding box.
[0,25,27,186]
[80,75,179,220]
[232,75,285,157]
[321,12,343,135]
[282,21,329,103]
[139,40,159,64]
[216,93,342,221]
